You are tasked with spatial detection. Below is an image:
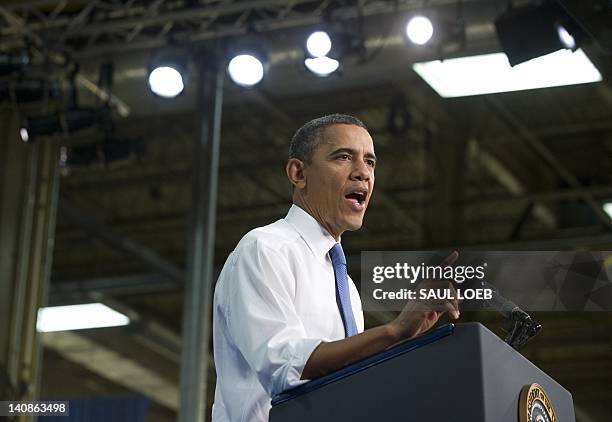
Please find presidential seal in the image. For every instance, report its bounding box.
[519,383,557,422]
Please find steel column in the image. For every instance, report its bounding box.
[0,109,59,420]
[178,52,224,422]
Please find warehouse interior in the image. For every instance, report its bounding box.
[1,0,612,421]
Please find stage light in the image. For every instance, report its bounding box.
[604,202,612,219]
[412,49,601,98]
[303,28,348,77]
[306,31,332,58]
[304,57,340,77]
[20,108,100,142]
[494,0,585,66]
[557,24,576,50]
[147,52,188,98]
[37,303,130,332]
[148,66,184,98]
[227,53,265,87]
[406,16,434,45]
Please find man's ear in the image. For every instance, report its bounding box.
[286,158,307,189]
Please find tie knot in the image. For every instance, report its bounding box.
[329,243,346,266]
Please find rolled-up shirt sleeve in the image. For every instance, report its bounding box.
[225,240,323,398]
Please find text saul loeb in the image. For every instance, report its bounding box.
[370,262,493,301]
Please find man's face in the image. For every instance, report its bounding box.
[300,124,376,238]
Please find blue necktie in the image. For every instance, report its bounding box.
[329,243,358,337]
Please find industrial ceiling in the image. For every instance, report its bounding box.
[1,0,612,421]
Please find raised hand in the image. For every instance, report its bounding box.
[388,251,461,340]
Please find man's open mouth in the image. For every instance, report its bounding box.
[344,189,367,206]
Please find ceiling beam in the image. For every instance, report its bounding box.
[59,196,185,283]
[485,96,612,231]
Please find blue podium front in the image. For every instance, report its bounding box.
[269,323,574,422]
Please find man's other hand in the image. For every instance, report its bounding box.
[387,251,461,341]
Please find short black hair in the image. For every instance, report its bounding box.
[289,114,368,163]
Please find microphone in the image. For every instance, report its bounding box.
[466,279,542,350]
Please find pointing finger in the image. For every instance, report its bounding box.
[440,250,459,267]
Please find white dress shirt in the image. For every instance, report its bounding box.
[212,204,364,422]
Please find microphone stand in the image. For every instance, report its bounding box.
[468,280,542,350]
[501,307,542,350]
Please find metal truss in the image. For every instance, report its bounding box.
[0,0,480,58]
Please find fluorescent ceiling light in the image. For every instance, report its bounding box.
[37,303,130,332]
[412,49,602,98]
[604,202,612,219]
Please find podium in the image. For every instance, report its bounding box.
[270,323,574,421]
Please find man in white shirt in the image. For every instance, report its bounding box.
[212,114,460,422]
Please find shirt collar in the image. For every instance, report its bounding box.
[285,204,338,260]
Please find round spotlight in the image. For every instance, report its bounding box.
[148,66,185,98]
[304,56,340,77]
[227,54,265,87]
[306,31,332,58]
[19,127,29,142]
[556,24,576,50]
[406,16,434,45]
